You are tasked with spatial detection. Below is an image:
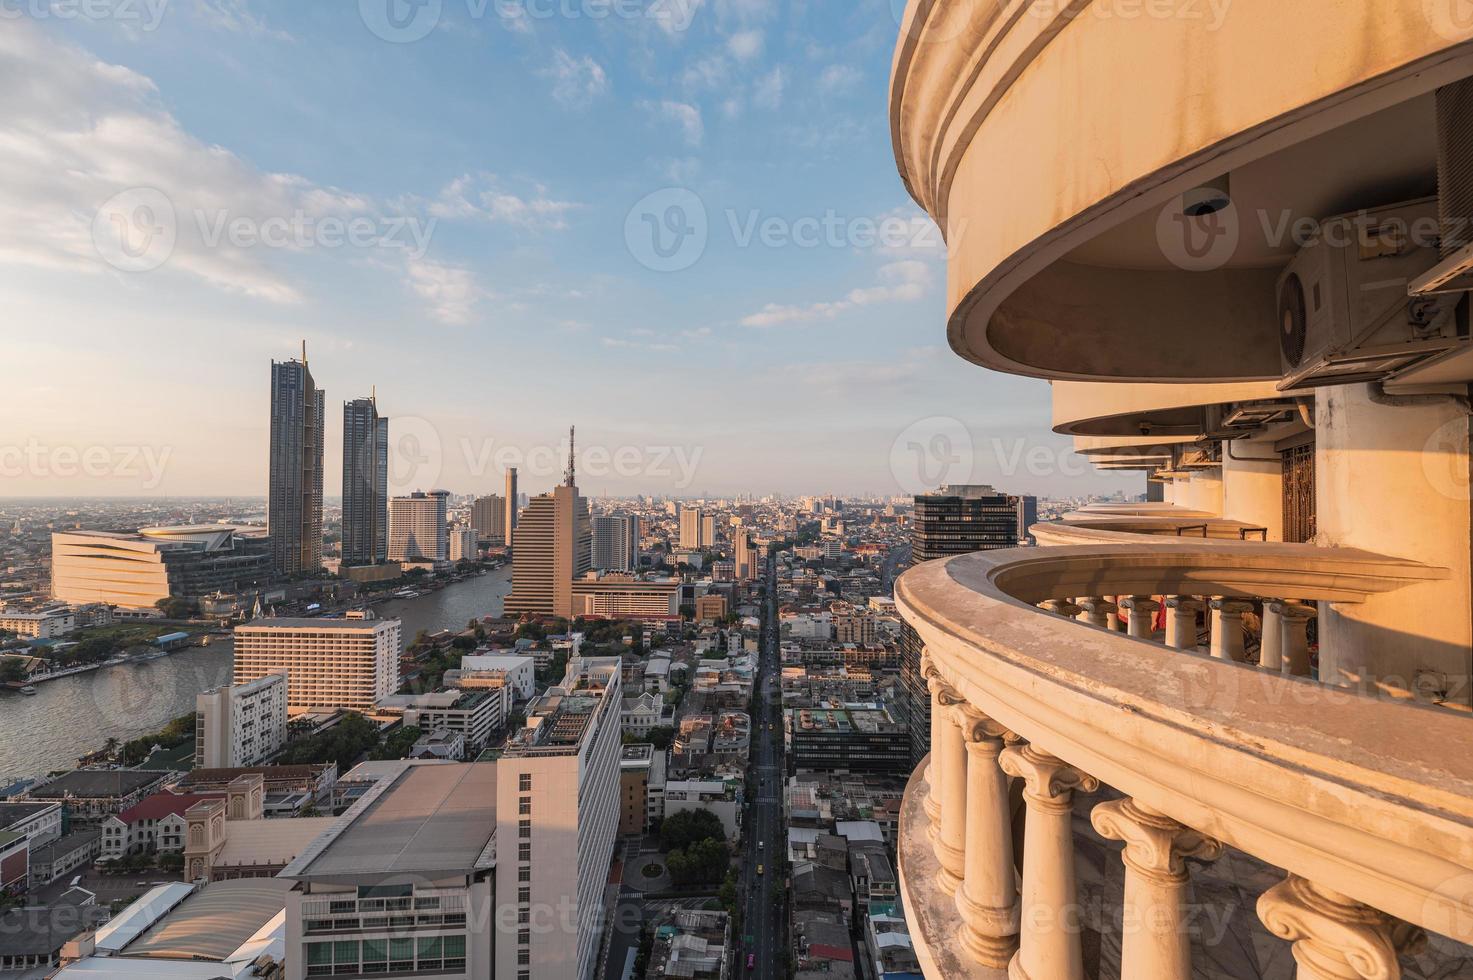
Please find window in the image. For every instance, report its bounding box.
[518,950,531,966]
[518,929,531,945]
[519,798,532,815]
[518,868,531,882]
[519,774,532,791]
[519,818,531,839]
[518,887,530,903]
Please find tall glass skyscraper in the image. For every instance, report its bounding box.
[341,394,388,567]
[268,353,324,576]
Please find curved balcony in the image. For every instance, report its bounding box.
[891,1,1473,382]
[894,537,1471,979]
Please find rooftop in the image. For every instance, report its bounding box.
[121,878,293,960]
[29,769,168,800]
[0,800,58,827]
[235,616,397,631]
[282,761,497,882]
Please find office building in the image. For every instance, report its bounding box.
[471,494,507,545]
[449,527,478,562]
[679,507,712,550]
[571,574,681,621]
[233,616,401,713]
[0,608,75,639]
[900,485,1020,770]
[375,688,509,749]
[194,674,289,769]
[341,394,389,567]
[282,761,496,980]
[51,526,271,609]
[496,657,621,980]
[268,353,325,576]
[1015,495,1039,547]
[592,514,639,572]
[786,706,910,776]
[505,449,591,619]
[388,490,449,562]
[455,654,536,701]
[505,467,519,548]
[735,531,761,582]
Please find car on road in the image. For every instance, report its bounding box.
[757,864,764,875]
[747,953,756,970]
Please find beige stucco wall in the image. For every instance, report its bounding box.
[1316,384,1473,704]
[1222,445,1284,542]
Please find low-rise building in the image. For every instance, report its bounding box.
[621,692,663,737]
[0,886,105,975]
[454,653,535,700]
[24,770,171,822]
[0,608,76,639]
[649,909,731,980]
[618,742,667,835]
[785,706,910,776]
[28,829,103,886]
[101,791,224,861]
[663,780,741,840]
[376,688,507,749]
[0,801,63,849]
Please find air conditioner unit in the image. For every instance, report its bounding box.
[1277,197,1466,392]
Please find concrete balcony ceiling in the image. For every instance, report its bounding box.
[891,0,1473,382]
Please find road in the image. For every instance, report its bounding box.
[740,550,786,979]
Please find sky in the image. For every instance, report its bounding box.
[0,0,1139,500]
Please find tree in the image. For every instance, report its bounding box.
[274,712,380,769]
[646,726,675,751]
[451,635,478,652]
[666,837,729,886]
[154,597,196,619]
[371,726,423,760]
[660,809,725,853]
[0,658,27,684]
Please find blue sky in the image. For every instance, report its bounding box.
[0,0,1136,499]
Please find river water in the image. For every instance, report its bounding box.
[0,566,513,783]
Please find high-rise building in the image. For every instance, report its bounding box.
[268,351,324,576]
[341,394,388,567]
[679,507,712,550]
[505,435,591,619]
[233,616,401,712]
[495,657,622,980]
[194,674,288,769]
[900,485,1020,769]
[592,514,639,572]
[449,527,478,562]
[505,467,519,549]
[1016,494,1039,546]
[388,490,450,562]
[470,494,507,545]
[735,532,761,582]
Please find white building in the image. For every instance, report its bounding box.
[621,692,663,737]
[449,527,478,562]
[0,608,75,639]
[456,654,536,701]
[496,657,622,980]
[194,674,288,769]
[233,615,401,713]
[376,687,508,748]
[388,490,449,562]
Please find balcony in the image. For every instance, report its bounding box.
[894,526,1473,979]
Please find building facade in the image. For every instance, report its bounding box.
[388,490,449,563]
[51,526,271,609]
[471,494,507,545]
[195,673,289,769]
[341,394,389,568]
[232,616,401,713]
[505,483,592,619]
[591,514,639,572]
[268,354,325,576]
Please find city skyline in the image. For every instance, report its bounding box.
[0,7,1137,500]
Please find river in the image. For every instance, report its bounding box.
[0,565,513,784]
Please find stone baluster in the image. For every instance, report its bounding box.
[1120,597,1161,639]
[1210,599,1254,662]
[1091,798,1223,980]
[1260,600,1288,671]
[998,745,1099,980]
[1041,599,1082,619]
[1078,598,1117,630]
[1108,596,1128,632]
[954,709,1020,967]
[1281,603,1317,677]
[1164,598,1203,651]
[1257,875,1425,979]
[921,655,943,828]
[933,687,969,894]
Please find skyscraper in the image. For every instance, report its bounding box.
[505,467,519,550]
[679,506,712,550]
[592,514,639,572]
[268,349,324,576]
[388,490,450,562]
[341,393,388,567]
[470,494,507,545]
[900,485,1020,769]
[735,531,760,582]
[505,431,591,619]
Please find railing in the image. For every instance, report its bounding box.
[894,536,1473,980]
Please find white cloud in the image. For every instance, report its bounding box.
[407,257,486,326]
[727,29,764,60]
[541,49,608,109]
[650,0,706,36]
[191,0,293,40]
[641,100,705,147]
[741,261,934,328]
[603,335,679,352]
[429,175,580,231]
[818,64,862,94]
[752,67,785,109]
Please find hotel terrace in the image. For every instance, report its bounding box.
[890,3,1473,980]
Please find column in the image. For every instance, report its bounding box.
[1164,598,1203,651]
[998,744,1099,980]
[1091,798,1222,980]
[921,653,943,828]
[1210,599,1254,662]
[1257,875,1424,979]
[1260,600,1287,671]
[1078,598,1117,630]
[1281,604,1317,677]
[1108,596,1128,632]
[933,689,969,894]
[1041,599,1082,619]
[955,710,1019,968]
[1120,597,1161,639]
